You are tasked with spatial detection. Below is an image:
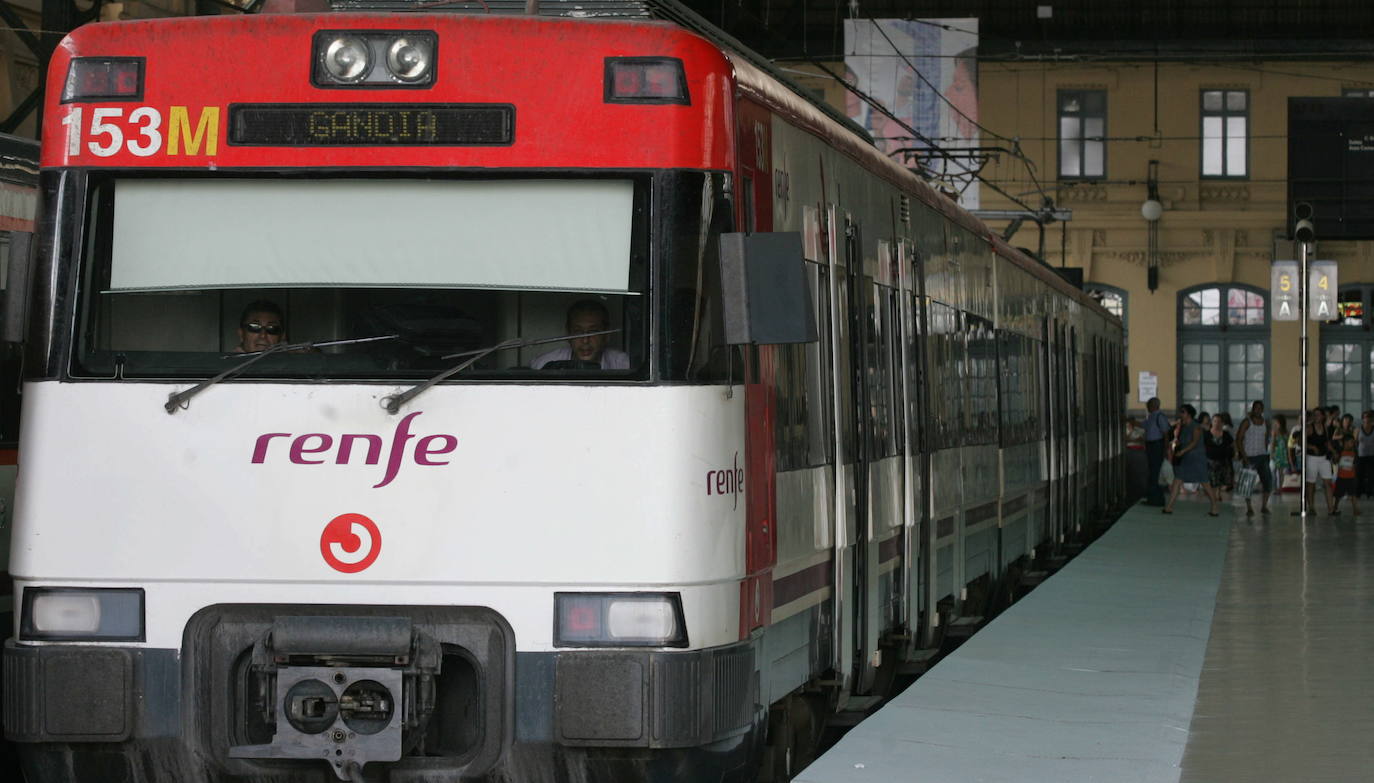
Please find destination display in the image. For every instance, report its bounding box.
[228,103,514,146]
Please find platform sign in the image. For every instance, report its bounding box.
[1310,261,1339,321]
[1272,261,1299,321]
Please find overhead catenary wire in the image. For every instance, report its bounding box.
[808,58,1043,216]
[852,14,1054,208]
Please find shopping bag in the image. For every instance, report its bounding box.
[1235,466,1260,498]
[1158,459,1175,486]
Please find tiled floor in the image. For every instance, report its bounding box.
[1180,492,1374,782]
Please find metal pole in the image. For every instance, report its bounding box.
[1299,239,1309,518]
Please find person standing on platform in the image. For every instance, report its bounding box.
[1357,411,1374,501]
[1164,404,1218,516]
[1305,411,1337,515]
[1235,400,1271,515]
[1142,397,1170,506]
[1206,414,1235,501]
[1270,414,1290,502]
[1332,433,1361,515]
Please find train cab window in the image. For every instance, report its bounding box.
[71,177,650,382]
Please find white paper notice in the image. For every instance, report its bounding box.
[1138,371,1158,403]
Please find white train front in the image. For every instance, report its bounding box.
[3,10,1125,783]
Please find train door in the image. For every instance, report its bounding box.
[1068,327,1081,535]
[897,240,926,648]
[737,100,776,637]
[1047,318,1066,548]
[842,215,880,696]
[864,240,904,665]
[826,205,857,697]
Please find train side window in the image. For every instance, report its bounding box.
[665,171,736,382]
[835,267,856,464]
[906,294,922,454]
[865,281,894,459]
[886,288,903,455]
[805,262,832,467]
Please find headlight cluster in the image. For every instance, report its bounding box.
[554,592,688,648]
[314,31,436,87]
[20,587,144,641]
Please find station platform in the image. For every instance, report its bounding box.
[797,494,1374,783]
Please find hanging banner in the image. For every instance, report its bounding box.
[1271,260,1299,321]
[844,18,980,210]
[1309,260,1338,321]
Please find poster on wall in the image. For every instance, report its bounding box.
[843,18,980,210]
[1138,371,1158,404]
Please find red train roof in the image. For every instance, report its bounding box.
[43,14,735,171]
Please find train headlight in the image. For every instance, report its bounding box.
[555,593,688,648]
[313,31,438,88]
[21,587,144,641]
[386,37,432,83]
[322,36,372,83]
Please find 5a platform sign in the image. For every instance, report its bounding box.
[1272,261,1299,321]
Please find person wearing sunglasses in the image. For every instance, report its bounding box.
[234,299,287,354]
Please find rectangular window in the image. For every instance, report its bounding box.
[1058,90,1106,179]
[110,179,635,293]
[77,176,650,381]
[1201,89,1248,178]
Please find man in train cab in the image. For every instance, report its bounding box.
[234,300,287,354]
[532,299,630,370]
[1142,396,1170,506]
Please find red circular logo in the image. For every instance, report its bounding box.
[320,513,382,573]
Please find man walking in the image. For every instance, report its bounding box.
[1143,397,1170,506]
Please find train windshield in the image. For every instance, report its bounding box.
[72,176,649,381]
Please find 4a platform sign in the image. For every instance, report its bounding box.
[1271,260,1339,321]
[1310,261,1339,320]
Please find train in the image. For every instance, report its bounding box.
[2,3,1124,782]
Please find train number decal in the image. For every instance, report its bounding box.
[61,106,221,158]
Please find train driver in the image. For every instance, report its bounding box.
[234,299,288,354]
[532,299,630,370]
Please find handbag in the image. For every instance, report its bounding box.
[1236,466,1260,497]
[1158,459,1175,486]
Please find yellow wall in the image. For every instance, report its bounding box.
[793,58,1374,414]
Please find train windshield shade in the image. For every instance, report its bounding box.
[73,176,650,381]
[108,178,635,293]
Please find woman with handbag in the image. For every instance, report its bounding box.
[1164,404,1219,516]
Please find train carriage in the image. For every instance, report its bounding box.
[2,6,1123,782]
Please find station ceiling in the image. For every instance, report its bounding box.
[676,0,1374,60]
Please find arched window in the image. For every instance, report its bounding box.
[1087,283,1127,358]
[1178,284,1268,423]
[1320,284,1374,415]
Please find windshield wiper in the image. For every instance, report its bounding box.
[382,328,619,414]
[164,334,399,414]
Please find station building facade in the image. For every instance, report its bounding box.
[972,58,1374,421]
[799,54,1374,421]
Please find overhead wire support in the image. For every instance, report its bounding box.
[856,13,1053,211]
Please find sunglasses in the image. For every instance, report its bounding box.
[241,322,284,336]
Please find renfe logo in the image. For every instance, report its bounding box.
[706,451,746,510]
[252,411,456,488]
[320,513,381,573]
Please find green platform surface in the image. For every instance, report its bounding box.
[798,501,1231,783]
